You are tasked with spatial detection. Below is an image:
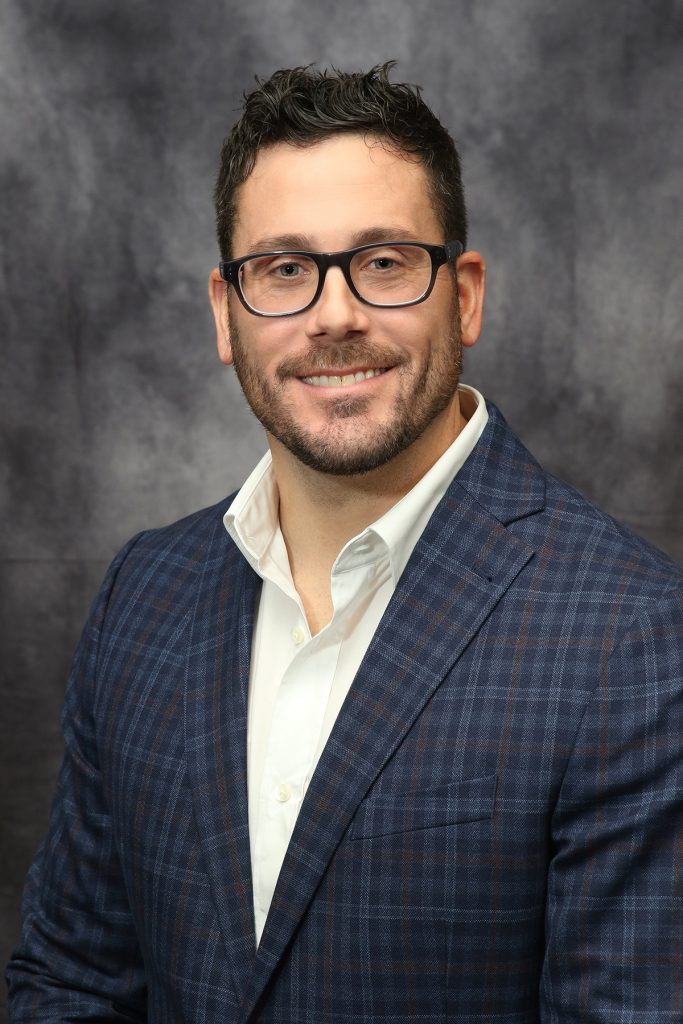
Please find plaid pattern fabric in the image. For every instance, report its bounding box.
[7,404,683,1022]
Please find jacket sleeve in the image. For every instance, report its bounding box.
[542,587,683,1021]
[6,535,148,1023]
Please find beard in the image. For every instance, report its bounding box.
[227,306,463,477]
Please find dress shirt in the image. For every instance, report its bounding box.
[224,384,488,945]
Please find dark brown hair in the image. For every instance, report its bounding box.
[214,62,467,259]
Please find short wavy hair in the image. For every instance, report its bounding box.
[214,62,467,259]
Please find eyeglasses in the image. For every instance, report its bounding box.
[219,240,464,317]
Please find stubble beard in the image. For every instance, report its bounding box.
[227,308,463,477]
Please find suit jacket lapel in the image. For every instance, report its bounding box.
[242,406,545,1017]
[184,516,261,1006]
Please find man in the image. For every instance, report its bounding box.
[7,63,683,1022]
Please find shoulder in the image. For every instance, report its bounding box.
[536,470,683,667]
[121,495,237,565]
[124,491,236,557]
[92,495,240,622]
[463,402,682,629]
[539,468,682,599]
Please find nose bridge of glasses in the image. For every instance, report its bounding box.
[317,250,358,299]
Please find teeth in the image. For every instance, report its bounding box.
[302,368,385,387]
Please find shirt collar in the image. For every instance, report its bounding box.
[224,451,282,580]
[224,384,488,587]
[358,384,487,583]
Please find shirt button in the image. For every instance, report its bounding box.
[291,627,305,646]
[275,783,291,803]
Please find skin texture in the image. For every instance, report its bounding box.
[209,134,486,629]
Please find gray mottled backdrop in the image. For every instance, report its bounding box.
[1,0,682,1010]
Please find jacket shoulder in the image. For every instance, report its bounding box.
[464,403,683,604]
[124,495,236,563]
[92,495,240,620]
[541,469,683,593]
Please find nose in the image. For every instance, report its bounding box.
[304,266,370,341]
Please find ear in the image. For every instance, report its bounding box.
[455,251,486,348]
[208,267,233,365]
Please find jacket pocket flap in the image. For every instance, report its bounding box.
[350,773,497,840]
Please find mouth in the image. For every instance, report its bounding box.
[299,367,389,388]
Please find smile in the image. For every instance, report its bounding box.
[300,368,387,388]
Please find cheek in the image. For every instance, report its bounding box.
[232,322,291,373]
[263,334,299,377]
[381,303,448,350]
[400,324,443,365]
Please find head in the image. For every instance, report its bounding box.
[214,62,467,263]
[209,64,485,481]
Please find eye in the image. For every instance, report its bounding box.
[245,254,314,281]
[357,247,410,274]
[368,255,397,271]
[273,260,304,278]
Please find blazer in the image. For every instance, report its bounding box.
[7,404,683,1022]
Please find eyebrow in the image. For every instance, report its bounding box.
[243,226,425,256]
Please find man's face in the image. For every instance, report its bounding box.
[211,134,482,477]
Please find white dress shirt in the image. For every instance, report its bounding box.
[224,384,488,945]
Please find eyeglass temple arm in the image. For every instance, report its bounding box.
[445,240,464,261]
[219,260,236,282]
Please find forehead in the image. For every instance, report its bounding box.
[232,134,440,252]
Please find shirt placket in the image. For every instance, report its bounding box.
[252,624,342,935]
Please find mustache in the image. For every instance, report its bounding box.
[276,341,405,380]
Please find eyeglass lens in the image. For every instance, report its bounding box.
[239,244,433,314]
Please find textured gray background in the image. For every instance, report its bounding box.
[2,0,682,1011]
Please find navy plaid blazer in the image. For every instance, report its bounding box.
[7,405,683,1022]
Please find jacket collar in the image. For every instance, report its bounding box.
[456,402,546,525]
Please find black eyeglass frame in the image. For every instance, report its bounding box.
[219,239,464,317]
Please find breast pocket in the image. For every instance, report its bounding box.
[349,773,497,840]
